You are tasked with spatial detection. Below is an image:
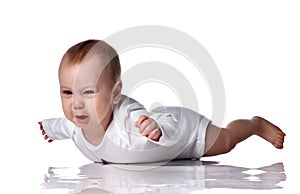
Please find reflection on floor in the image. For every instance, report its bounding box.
[41,160,286,194]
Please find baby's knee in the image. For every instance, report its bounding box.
[204,127,236,156]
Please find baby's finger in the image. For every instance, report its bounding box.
[142,122,159,136]
[135,115,149,127]
[148,128,162,141]
[139,119,152,135]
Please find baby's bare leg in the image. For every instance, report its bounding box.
[203,116,285,157]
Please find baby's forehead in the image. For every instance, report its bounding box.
[61,53,109,72]
[59,55,113,85]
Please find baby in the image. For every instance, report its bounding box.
[39,39,285,164]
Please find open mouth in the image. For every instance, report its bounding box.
[75,115,88,119]
[74,115,89,123]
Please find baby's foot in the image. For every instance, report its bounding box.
[252,116,286,149]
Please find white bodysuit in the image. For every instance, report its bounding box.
[41,95,210,164]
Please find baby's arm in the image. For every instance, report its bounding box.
[121,96,178,145]
[38,117,76,142]
[135,115,162,141]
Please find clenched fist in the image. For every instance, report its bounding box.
[135,115,162,141]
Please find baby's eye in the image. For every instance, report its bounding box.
[83,90,95,95]
[62,90,73,96]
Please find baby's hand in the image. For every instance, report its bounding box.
[135,115,162,141]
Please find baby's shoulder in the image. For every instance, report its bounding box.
[117,95,146,111]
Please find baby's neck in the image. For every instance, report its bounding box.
[82,112,113,146]
[82,127,106,146]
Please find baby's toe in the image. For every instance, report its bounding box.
[274,141,284,149]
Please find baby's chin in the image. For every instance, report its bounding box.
[74,121,105,132]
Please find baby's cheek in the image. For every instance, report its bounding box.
[93,98,112,119]
[61,103,73,120]
[66,108,73,119]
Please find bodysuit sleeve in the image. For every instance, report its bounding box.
[149,111,182,147]
[39,117,76,140]
[116,96,180,147]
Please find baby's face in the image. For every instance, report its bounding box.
[59,54,115,131]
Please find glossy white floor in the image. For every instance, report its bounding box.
[40,159,287,194]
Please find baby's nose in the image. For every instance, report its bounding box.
[73,95,84,109]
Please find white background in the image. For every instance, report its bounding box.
[0,0,299,193]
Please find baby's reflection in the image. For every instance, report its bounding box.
[43,160,286,193]
[204,162,286,190]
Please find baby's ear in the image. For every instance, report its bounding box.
[112,80,122,104]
